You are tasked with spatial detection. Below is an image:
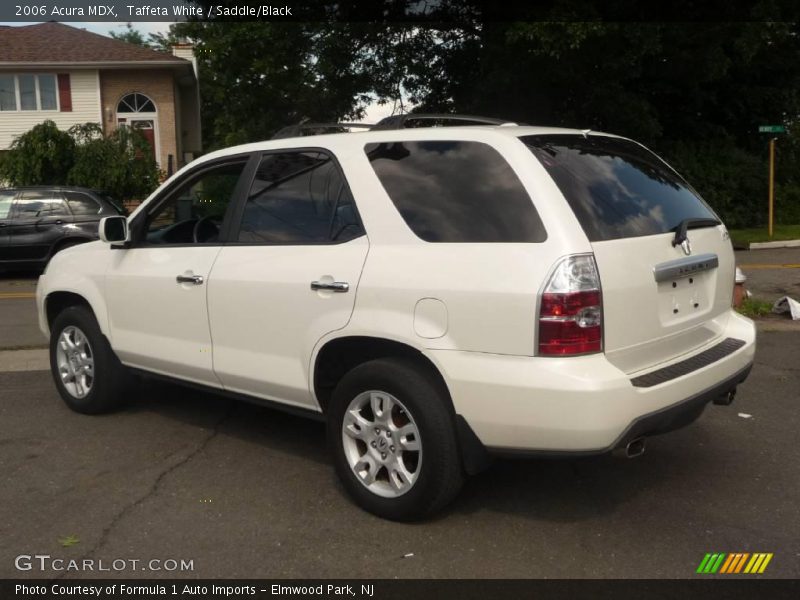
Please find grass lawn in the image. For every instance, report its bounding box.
[730,224,800,245]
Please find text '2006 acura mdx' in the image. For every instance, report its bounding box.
[37,115,755,520]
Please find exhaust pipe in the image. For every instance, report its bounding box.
[713,388,736,406]
[614,437,646,459]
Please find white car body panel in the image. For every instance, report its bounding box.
[208,237,369,409]
[105,246,223,387]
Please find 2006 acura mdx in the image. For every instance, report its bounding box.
[36,116,756,520]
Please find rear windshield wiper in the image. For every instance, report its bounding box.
[672,217,720,247]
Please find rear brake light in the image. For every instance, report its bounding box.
[538,254,603,356]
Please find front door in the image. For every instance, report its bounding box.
[208,150,369,409]
[105,156,252,386]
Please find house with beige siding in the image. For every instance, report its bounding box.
[0,22,201,175]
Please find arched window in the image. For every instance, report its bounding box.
[117,92,156,114]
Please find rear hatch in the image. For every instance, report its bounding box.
[523,133,735,373]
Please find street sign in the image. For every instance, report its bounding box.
[759,125,786,133]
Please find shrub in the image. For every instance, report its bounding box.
[0,120,160,201]
[0,120,74,185]
[67,125,161,201]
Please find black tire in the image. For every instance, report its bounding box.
[49,305,131,414]
[328,357,464,521]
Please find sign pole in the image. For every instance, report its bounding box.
[768,137,775,238]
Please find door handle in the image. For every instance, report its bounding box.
[176,274,204,285]
[310,280,349,293]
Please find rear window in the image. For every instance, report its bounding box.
[365,140,546,243]
[521,135,718,242]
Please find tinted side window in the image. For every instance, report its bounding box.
[521,134,718,241]
[65,192,101,215]
[364,141,546,243]
[237,151,363,244]
[144,160,247,245]
[15,191,68,218]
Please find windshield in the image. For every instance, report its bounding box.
[521,134,718,242]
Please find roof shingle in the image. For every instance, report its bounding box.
[0,22,188,64]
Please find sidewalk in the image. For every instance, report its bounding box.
[0,348,49,372]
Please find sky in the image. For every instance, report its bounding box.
[0,21,399,124]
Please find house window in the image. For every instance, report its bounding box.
[0,75,15,111]
[0,74,59,111]
[117,93,156,113]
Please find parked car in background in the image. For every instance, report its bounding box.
[0,186,125,271]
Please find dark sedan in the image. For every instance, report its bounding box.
[0,186,126,271]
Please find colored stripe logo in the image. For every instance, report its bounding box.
[696,553,773,574]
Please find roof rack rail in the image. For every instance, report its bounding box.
[371,113,516,130]
[271,122,374,140]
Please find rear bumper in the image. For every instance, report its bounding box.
[427,310,756,453]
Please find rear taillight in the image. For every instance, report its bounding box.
[538,254,603,356]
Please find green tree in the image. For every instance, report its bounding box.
[178,1,800,227]
[109,23,149,47]
[169,19,374,148]
[0,120,74,185]
[109,23,183,52]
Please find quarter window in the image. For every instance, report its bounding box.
[237,151,364,244]
[365,141,546,243]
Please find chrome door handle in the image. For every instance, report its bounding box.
[176,274,204,285]
[310,280,349,293]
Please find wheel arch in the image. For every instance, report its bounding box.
[312,335,452,416]
[45,290,107,337]
[313,334,492,476]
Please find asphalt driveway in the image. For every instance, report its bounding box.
[1,331,798,579]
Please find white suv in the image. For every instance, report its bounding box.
[37,117,756,520]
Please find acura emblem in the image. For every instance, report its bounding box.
[680,238,692,256]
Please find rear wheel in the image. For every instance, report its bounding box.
[49,305,131,414]
[328,358,463,520]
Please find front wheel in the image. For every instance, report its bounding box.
[328,358,463,520]
[50,305,131,414]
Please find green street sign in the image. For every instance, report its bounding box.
[759,125,786,133]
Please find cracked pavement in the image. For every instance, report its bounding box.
[1,332,799,579]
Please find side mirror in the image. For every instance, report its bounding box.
[99,216,130,244]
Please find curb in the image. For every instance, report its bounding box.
[0,348,49,372]
[747,239,800,250]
